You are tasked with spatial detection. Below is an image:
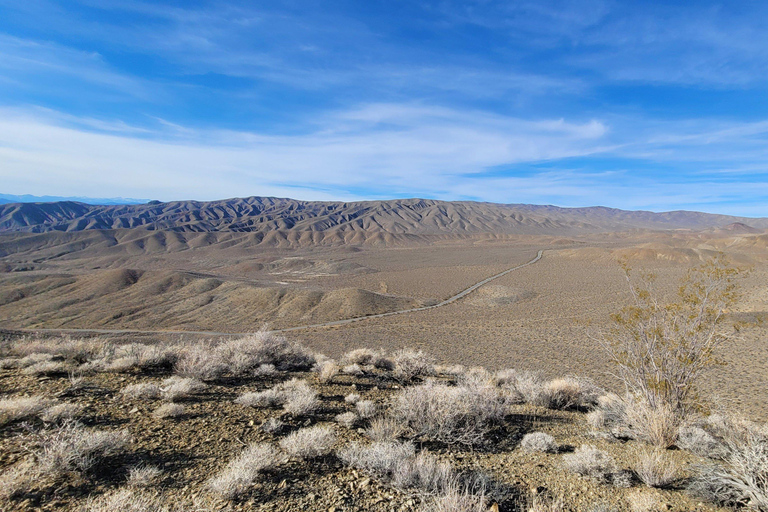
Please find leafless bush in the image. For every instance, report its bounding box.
[260,417,284,434]
[316,360,339,384]
[280,379,319,416]
[121,383,162,400]
[356,400,377,419]
[35,421,131,476]
[634,449,679,488]
[393,349,435,382]
[338,440,416,480]
[8,336,107,363]
[527,495,565,512]
[160,376,207,401]
[174,344,228,381]
[39,402,83,423]
[390,379,506,446]
[677,425,726,459]
[207,443,284,499]
[341,348,378,366]
[22,360,72,376]
[688,417,768,510]
[153,403,185,419]
[520,432,558,453]
[81,488,169,512]
[563,445,617,483]
[127,464,163,487]
[366,416,405,442]
[103,343,179,373]
[345,393,361,404]
[0,395,54,426]
[336,411,358,428]
[18,353,55,368]
[342,363,364,376]
[431,484,488,512]
[253,363,277,377]
[0,357,19,369]
[626,491,662,512]
[235,388,283,408]
[624,398,681,448]
[279,425,336,459]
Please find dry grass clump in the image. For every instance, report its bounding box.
[390,379,506,447]
[22,360,72,376]
[260,417,284,434]
[527,495,566,512]
[127,464,163,487]
[152,403,185,419]
[392,349,435,382]
[344,393,361,404]
[80,488,169,512]
[341,363,365,376]
[102,343,180,373]
[366,416,405,442]
[279,425,337,459]
[688,416,768,510]
[355,399,377,419]
[335,411,358,428]
[562,445,618,484]
[520,432,558,453]
[316,360,339,384]
[588,394,681,448]
[39,402,83,423]
[0,395,55,426]
[341,348,393,370]
[6,336,107,363]
[633,449,679,488]
[121,383,162,400]
[235,388,283,408]
[159,376,207,401]
[177,331,315,381]
[207,443,284,499]
[34,421,131,476]
[509,372,600,410]
[676,425,726,459]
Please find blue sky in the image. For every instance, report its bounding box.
[1,1,768,215]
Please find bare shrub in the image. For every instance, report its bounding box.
[35,421,131,476]
[338,440,416,479]
[520,432,558,453]
[215,331,316,373]
[634,449,679,488]
[160,376,206,401]
[260,417,284,434]
[174,344,228,381]
[587,393,626,431]
[121,383,162,400]
[0,395,54,426]
[390,379,506,447]
[344,393,361,404]
[688,417,768,510]
[207,443,284,499]
[341,363,364,376]
[280,379,319,416]
[17,352,56,368]
[599,257,740,414]
[393,349,435,382]
[316,361,339,384]
[279,425,336,459]
[356,400,377,419]
[527,495,565,512]
[22,360,72,376]
[336,411,358,428]
[677,425,726,459]
[0,460,36,501]
[0,357,19,369]
[341,348,378,366]
[127,464,163,487]
[431,486,488,512]
[253,363,277,377]
[623,398,681,448]
[626,491,662,512]
[81,488,168,512]
[563,445,617,483]
[153,403,185,419]
[235,388,282,408]
[39,402,83,423]
[366,416,405,442]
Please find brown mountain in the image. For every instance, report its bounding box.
[1,196,766,236]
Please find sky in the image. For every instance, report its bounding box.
[1,1,768,215]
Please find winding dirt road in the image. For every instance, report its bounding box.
[7,249,544,338]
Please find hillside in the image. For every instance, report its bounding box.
[1,197,766,236]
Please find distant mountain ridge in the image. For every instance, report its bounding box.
[0,194,149,205]
[0,196,766,235]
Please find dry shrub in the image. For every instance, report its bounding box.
[8,336,107,363]
[152,403,185,419]
[127,464,163,487]
[81,488,169,512]
[623,398,681,448]
[235,378,318,415]
[121,383,162,400]
[35,421,131,476]
[390,379,506,447]
[207,443,284,499]
[260,417,284,434]
[366,416,404,442]
[355,400,377,419]
[688,416,768,510]
[235,388,282,408]
[335,411,358,428]
[344,393,361,404]
[520,432,558,453]
[392,349,435,382]
[676,425,726,459]
[626,491,662,512]
[0,395,55,426]
[562,445,617,483]
[430,485,488,512]
[279,425,336,459]
[39,402,83,423]
[22,360,72,376]
[527,495,565,512]
[160,376,206,401]
[341,348,378,366]
[103,343,179,373]
[316,360,339,384]
[633,449,679,488]
[342,363,364,376]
